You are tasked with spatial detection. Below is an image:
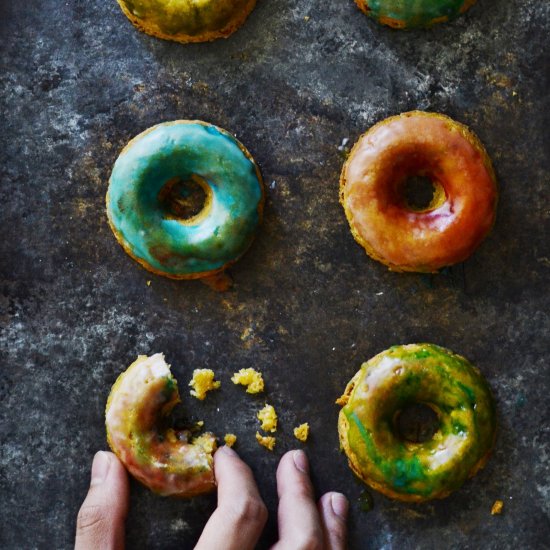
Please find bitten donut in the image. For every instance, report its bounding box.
[340,111,497,272]
[116,0,257,43]
[106,354,218,497]
[337,344,496,502]
[354,0,476,29]
[107,121,264,284]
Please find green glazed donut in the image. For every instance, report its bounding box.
[107,121,264,283]
[354,0,477,28]
[337,344,496,501]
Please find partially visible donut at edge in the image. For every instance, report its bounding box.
[116,0,258,43]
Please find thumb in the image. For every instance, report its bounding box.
[75,451,129,550]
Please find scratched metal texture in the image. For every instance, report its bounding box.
[1,0,549,548]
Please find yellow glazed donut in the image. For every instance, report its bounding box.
[105,354,217,497]
[340,111,497,272]
[337,344,496,502]
[116,0,257,43]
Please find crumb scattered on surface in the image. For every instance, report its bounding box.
[189,369,221,400]
[146,280,151,286]
[491,500,504,515]
[224,433,237,447]
[231,368,265,394]
[256,432,276,451]
[294,423,309,442]
[240,327,253,340]
[196,420,204,428]
[258,404,278,432]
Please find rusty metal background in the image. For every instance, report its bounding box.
[1,0,549,548]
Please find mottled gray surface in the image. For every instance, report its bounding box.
[1,0,549,548]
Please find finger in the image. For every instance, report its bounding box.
[272,450,323,550]
[195,446,267,550]
[75,451,129,550]
[318,492,349,550]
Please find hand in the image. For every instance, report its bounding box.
[76,447,349,550]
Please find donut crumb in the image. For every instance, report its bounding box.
[189,369,221,400]
[193,433,217,455]
[491,500,504,515]
[256,432,276,451]
[257,404,278,432]
[294,423,309,442]
[231,368,264,393]
[224,433,237,448]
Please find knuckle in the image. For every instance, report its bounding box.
[230,496,268,526]
[287,483,314,501]
[76,504,108,533]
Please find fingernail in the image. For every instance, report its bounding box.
[331,493,349,520]
[91,451,111,486]
[220,445,238,457]
[292,450,309,474]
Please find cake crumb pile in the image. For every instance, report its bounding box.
[294,423,309,442]
[231,368,265,394]
[256,432,276,451]
[189,369,221,400]
[257,404,278,432]
[224,433,237,448]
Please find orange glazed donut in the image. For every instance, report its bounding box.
[340,111,497,272]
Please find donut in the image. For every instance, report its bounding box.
[354,0,476,28]
[337,344,496,502]
[340,111,497,272]
[105,353,218,497]
[107,121,264,284]
[116,0,257,43]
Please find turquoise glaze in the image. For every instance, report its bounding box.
[107,121,263,278]
[357,0,475,28]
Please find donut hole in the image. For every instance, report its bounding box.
[402,175,445,212]
[395,403,439,443]
[158,175,211,221]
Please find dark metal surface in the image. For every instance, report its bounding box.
[1,1,549,548]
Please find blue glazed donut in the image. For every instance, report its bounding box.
[107,121,264,282]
